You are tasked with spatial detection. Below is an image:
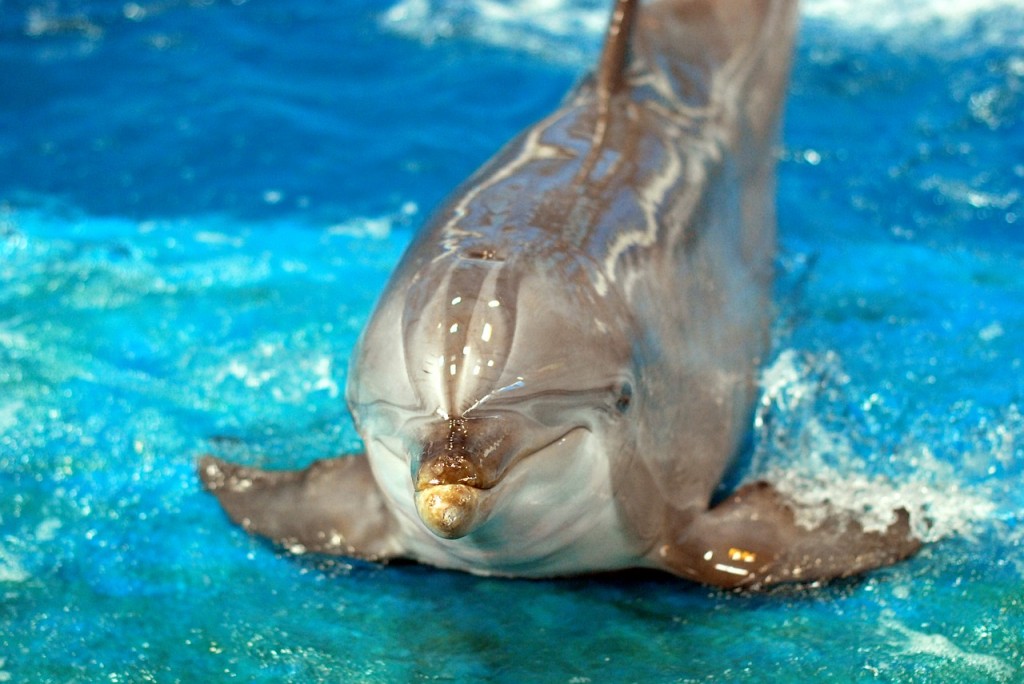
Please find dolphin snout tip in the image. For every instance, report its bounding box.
[415,484,483,539]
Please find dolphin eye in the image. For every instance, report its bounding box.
[615,382,633,413]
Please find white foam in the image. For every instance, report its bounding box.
[23,6,103,40]
[881,617,1016,680]
[0,401,24,435]
[209,342,342,403]
[0,544,30,584]
[1007,524,1024,579]
[381,0,607,63]
[35,518,62,542]
[326,215,394,241]
[751,349,1002,543]
[194,230,246,248]
[802,0,1020,36]
[381,0,1023,63]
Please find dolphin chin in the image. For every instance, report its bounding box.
[414,484,488,539]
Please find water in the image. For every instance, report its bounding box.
[1,0,1022,680]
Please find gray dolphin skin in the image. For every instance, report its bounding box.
[200,0,921,588]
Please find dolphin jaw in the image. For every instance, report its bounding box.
[414,484,486,539]
[410,425,594,540]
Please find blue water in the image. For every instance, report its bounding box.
[2,0,1023,680]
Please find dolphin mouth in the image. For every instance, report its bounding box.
[414,484,486,539]
[412,426,588,539]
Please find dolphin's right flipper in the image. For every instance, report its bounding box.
[656,481,921,588]
[198,454,404,561]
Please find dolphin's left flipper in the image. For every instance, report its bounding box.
[198,454,404,561]
[656,481,921,588]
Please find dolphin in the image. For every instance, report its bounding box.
[199,0,920,588]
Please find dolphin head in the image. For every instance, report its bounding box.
[348,242,637,547]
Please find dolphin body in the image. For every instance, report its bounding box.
[200,0,919,588]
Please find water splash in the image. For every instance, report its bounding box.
[381,0,1024,64]
[751,349,1011,543]
[381,0,607,63]
[802,0,1022,41]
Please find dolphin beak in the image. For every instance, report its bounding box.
[414,484,484,539]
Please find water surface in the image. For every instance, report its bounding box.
[1,0,1022,680]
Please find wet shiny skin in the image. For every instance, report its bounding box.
[201,0,920,586]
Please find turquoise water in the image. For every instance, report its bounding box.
[2,0,1023,680]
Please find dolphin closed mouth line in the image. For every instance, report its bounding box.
[415,425,590,492]
[199,0,922,587]
[413,426,589,540]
